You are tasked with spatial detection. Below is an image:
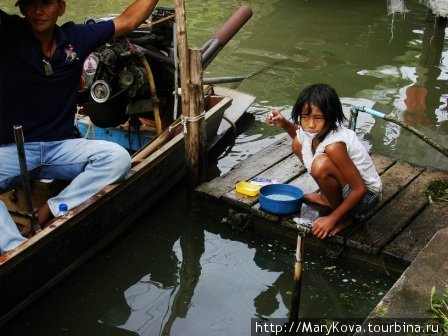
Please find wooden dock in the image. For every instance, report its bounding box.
[196,135,448,268]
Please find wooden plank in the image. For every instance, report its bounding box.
[370,153,396,175]
[383,171,448,264]
[221,155,306,210]
[346,161,426,254]
[289,171,319,194]
[196,135,292,199]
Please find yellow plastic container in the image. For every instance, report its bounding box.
[235,181,261,196]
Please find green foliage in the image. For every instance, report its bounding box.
[429,285,448,334]
[424,179,448,203]
[373,305,388,317]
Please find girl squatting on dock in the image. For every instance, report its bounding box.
[267,83,382,239]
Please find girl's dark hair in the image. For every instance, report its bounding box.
[291,83,346,141]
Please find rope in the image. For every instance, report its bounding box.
[169,112,206,134]
[139,14,175,28]
[84,119,96,139]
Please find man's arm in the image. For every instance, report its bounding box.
[113,0,159,38]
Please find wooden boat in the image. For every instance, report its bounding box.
[0,6,254,325]
[0,86,254,325]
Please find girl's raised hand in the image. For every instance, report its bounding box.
[266,110,285,128]
[266,109,299,139]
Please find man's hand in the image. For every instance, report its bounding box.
[113,0,159,38]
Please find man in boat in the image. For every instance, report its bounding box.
[0,0,160,234]
[0,201,26,254]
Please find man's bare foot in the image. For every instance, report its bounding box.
[328,217,353,237]
[38,203,53,228]
[303,192,332,207]
[20,225,32,238]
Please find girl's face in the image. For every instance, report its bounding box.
[300,104,326,135]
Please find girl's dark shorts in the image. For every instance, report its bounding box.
[342,185,381,220]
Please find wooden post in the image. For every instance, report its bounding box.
[174,0,190,116]
[175,0,207,190]
[188,50,207,188]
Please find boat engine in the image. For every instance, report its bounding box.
[79,5,253,133]
[79,7,176,129]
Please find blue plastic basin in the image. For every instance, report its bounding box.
[259,184,304,215]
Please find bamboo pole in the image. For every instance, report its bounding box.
[290,234,304,320]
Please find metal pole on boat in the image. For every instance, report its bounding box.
[13,125,40,234]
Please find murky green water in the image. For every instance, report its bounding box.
[2,188,396,335]
[1,0,446,334]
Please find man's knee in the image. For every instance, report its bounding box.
[107,144,131,181]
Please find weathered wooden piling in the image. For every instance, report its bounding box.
[175,0,207,190]
[187,50,207,187]
[175,3,253,190]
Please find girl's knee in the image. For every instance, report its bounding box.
[292,138,301,156]
[310,155,332,179]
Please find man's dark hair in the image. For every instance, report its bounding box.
[15,0,62,6]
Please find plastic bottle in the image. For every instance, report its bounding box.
[57,203,68,217]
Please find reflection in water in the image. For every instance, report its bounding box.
[2,187,396,335]
[404,13,447,126]
[367,8,448,166]
[387,0,409,15]
[424,0,448,17]
[102,222,204,336]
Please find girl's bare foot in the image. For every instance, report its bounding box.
[328,217,353,237]
[303,192,332,207]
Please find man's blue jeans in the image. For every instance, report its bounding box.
[0,138,131,216]
[0,200,26,254]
